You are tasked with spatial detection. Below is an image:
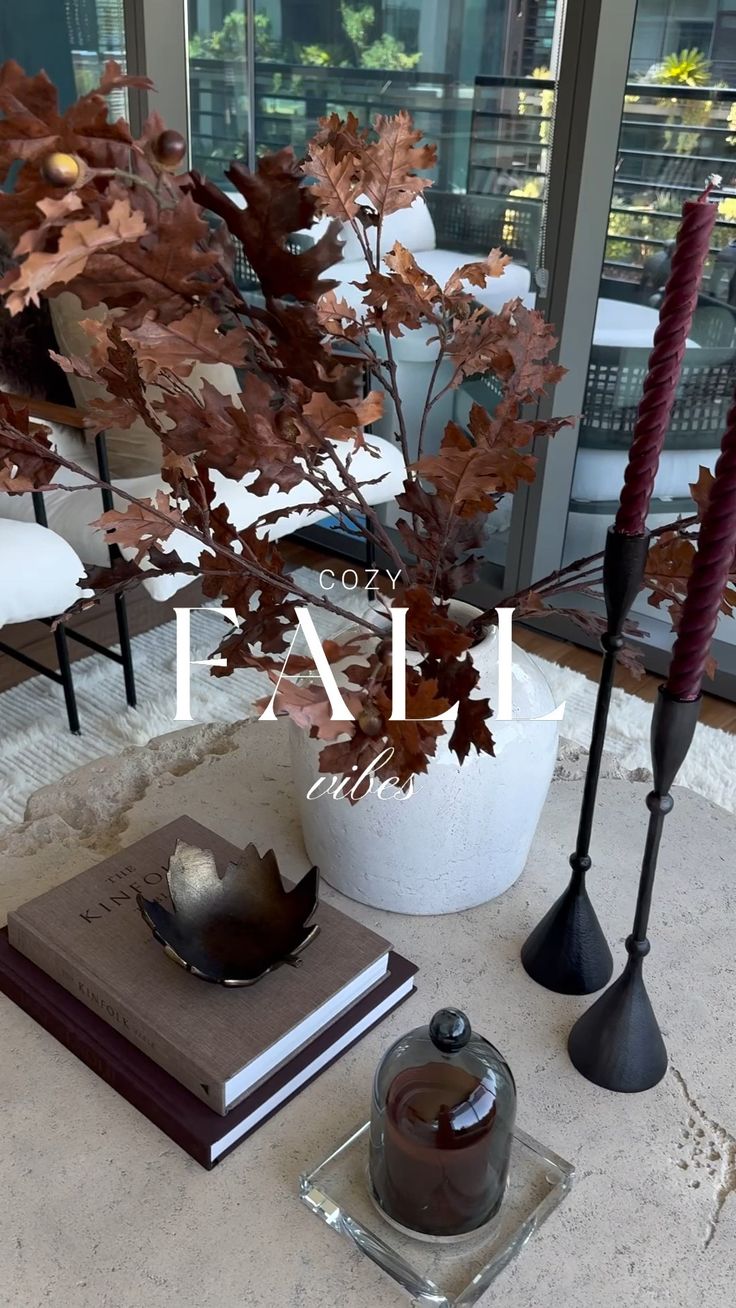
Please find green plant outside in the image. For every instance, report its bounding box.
[188,4,420,73]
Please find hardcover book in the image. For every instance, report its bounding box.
[0,931,416,1168]
[7,817,392,1115]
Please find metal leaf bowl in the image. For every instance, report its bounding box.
[137,839,320,985]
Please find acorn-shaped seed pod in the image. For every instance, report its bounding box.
[375,638,392,664]
[41,151,81,187]
[358,706,384,738]
[152,129,187,171]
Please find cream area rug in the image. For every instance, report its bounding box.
[0,568,734,826]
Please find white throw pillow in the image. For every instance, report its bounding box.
[339,196,436,261]
[0,519,87,626]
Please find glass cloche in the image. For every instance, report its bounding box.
[369,1008,517,1239]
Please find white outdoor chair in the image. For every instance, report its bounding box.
[292,194,535,457]
[0,517,88,733]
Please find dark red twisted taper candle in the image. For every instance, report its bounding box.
[666,388,736,701]
[615,192,717,537]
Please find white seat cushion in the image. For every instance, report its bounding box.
[323,249,532,318]
[0,519,87,627]
[0,435,406,603]
[297,195,436,264]
[572,446,720,503]
[339,195,436,261]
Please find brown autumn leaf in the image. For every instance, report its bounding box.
[61,322,163,437]
[645,529,736,625]
[360,111,437,215]
[415,419,536,516]
[468,398,570,454]
[402,585,473,659]
[121,306,251,379]
[254,299,360,398]
[515,589,550,618]
[0,399,61,492]
[445,299,566,399]
[162,371,309,492]
[396,479,487,598]
[91,490,182,562]
[199,523,280,605]
[497,299,566,401]
[161,448,198,477]
[309,111,369,165]
[434,652,494,765]
[373,673,450,784]
[360,270,430,336]
[207,559,300,657]
[2,196,147,313]
[360,243,442,337]
[444,249,511,294]
[69,192,222,327]
[0,63,63,179]
[61,550,198,621]
[0,59,149,255]
[14,191,84,255]
[302,141,361,223]
[191,154,343,303]
[151,377,235,461]
[315,731,392,798]
[260,674,364,741]
[690,465,714,519]
[644,532,696,612]
[0,58,145,189]
[302,388,383,441]
[316,290,362,341]
[95,60,153,96]
[444,305,512,381]
[59,556,145,617]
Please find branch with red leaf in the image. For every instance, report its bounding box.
[1,60,729,797]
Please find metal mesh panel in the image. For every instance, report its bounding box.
[425,191,540,267]
[580,344,736,450]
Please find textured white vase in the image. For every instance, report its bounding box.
[289,604,561,915]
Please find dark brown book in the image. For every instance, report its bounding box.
[0,930,416,1168]
[8,817,392,1114]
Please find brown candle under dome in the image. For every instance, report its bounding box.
[369,1009,516,1239]
[615,188,717,538]
[666,388,736,701]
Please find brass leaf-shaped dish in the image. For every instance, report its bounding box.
[137,839,320,985]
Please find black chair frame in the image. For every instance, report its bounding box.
[0,430,137,735]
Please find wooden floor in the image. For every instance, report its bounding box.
[2,541,735,735]
[512,625,736,733]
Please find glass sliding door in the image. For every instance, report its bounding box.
[0,0,128,112]
[187,1,251,177]
[183,1,568,575]
[561,2,736,679]
[181,3,736,687]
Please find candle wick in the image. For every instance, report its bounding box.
[698,173,723,202]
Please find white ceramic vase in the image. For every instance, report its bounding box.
[289,605,560,915]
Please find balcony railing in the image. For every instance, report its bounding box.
[188,60,736,283]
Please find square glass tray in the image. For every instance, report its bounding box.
[299,1121,574,1307]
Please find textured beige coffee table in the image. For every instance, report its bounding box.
[1,720,734,1308]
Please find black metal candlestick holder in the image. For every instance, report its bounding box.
[567,687,701,1092]
[521,527,651,994]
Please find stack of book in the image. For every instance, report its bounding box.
[0,817,416,1167]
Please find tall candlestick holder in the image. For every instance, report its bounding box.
[521,527,651,994]
[567,687,700,1092]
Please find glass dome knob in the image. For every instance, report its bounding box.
[429,1007,472,1053]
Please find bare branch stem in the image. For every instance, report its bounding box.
[3,430,386,637]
